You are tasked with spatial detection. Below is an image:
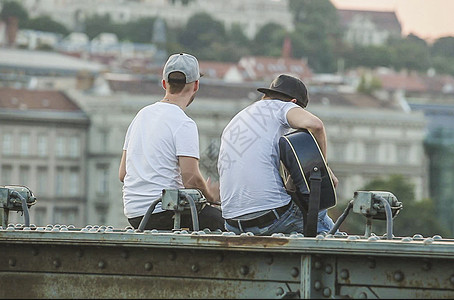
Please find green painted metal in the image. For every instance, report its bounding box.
[1,226,454,298]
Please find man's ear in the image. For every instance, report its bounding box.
[193,80,199,92]
[162,80,167,90]
[291,99,297,103]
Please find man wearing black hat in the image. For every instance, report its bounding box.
[217,74,338,235]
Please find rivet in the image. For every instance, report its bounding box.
[265,254,274,265]
[358,292,368,299]
[313,167,319,172]
[368,258,376,269]
[144,262,153,271]
[314,280,322,291]
[393,271,404,282]
[8,258,16,267]
[276,287,284,296]
[216,253,224,262]
[98,260,106,269]
[76,249,84,258]
[168,251,177,261]
[240,265,249,275]
[314,261,322,269]
[325,264,333,274]
[31,248,39,256]
[53,259,61,268]
[422,261,431,271]
[121,250,129,259]
[291,267,299,278]
[323,287,331,297]
[191,264,199,272]
[340,269,349,280]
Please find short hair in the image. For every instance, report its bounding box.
[167,72,187,94]
[263,90,294,102]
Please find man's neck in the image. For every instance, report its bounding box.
[160,96,188,110]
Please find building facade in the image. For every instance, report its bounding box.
[0,87,89,227]
[19,0,293,40]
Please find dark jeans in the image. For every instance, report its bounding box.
[128,204,225,231]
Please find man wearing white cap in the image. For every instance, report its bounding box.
[119,53,224,230]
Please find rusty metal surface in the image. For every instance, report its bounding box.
[1,225,454,298]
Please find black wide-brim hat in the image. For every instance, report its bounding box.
[257,74,309,108]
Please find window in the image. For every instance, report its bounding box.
[56,136,65,157]
[19,166,30,186]
[20,134,30,156]
[365,143,379,163]
[33,207,47,227]
[69,136,80,158]
[53,207,78,226]
[37,134,48,157]
[55,167,64,196]
[96,164,109,195]
[2,133,12,155]
[332,141,347,162]
[37,167,48,195]
[396,144,410,164]
[68,168,79,196]
[1,165,12,184]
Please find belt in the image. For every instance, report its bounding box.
[226,201,292,229]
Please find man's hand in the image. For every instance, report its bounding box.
[206,177,221,205]
[328,167,339,188]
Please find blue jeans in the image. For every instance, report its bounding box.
[224,202,335,236]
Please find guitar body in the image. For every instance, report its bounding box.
[279,129,337,212]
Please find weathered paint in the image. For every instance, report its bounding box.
[1,226,454,298]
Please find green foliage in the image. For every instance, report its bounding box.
[21,15,69,35]
[388,35,431,71]
[0,0,28,21]
[357,74,382,94]
[252,22,286,56]
[289,0,342,72]
[331,174,451,238]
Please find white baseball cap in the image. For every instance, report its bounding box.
[162,53,200,83]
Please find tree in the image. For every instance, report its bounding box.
[0,0,28,46]
[123,17,156,43]
[252,22,287,57]
[178,12,226,60]
[22,15,69,36]
[431,36,454,57]
[331,174,451,238]
[289,0,342,72]
[388,35,431,71]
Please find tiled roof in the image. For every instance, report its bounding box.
[0,87,82,111]
[238,56,313,81]
[199,61,237,80]
[107,76,398,110]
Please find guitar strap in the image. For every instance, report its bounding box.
[305,167,322,237]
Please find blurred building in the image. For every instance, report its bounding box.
[20,0,293,40]
[337,9,402,46]
[0,87,89,227]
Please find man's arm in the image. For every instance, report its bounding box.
[287,107,327,157]
[286,107,338,188]
[119,150,126,183]
[179,156,220,204]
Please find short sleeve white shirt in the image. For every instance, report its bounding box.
[122,102,199,218]
[218,100,299,219]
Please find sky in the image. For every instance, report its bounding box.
[330,0,454,41]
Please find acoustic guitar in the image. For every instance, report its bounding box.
[279,129,337,235]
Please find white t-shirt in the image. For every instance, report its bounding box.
[122,102,199,218]
[218,100,299,219]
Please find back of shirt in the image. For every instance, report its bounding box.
[122,102,199,218]
[218,99,299,219]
